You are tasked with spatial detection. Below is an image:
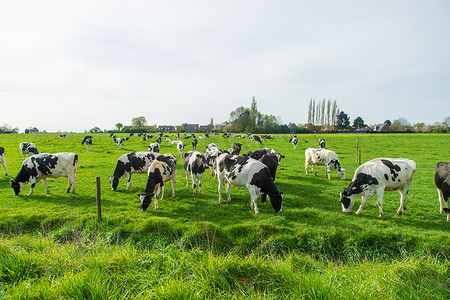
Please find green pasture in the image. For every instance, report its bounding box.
[0,133,449,299]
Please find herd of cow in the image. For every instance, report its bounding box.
[0,134,448,221]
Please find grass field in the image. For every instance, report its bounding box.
[0,132,449,299]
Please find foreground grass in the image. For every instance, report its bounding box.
[1,235,448,299]
[0,132,449,298]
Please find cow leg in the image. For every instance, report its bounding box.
[160,183,166,200]
[126,173,132,189]
[397,185,410,216]
[191,174,197,195]
[305,161,309,176]
[66,174,76,193]
[438,188,445,214]
[198,174,204,195]
[326,164,331,180]
[355,196,368,215]
[1,161,7,176]
[171,177,176,198]
[154,194,159,210]
[376,189,385,217]
[311,164,317,176]
[247,185,259,214]
[226,183,232,203]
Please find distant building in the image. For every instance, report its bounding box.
[159,125,175,132]
[26,127,39,134]
[185,124,199,133]
[199,125,214,132]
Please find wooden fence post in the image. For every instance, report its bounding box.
[358,150,361,165]
[96,176,102,222]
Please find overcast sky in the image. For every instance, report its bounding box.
[1,0,449,132]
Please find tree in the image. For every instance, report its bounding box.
[131,116,147,128]
[307,99,313,124]
[337,111,350,130]
[209,118,214,126]
[250,97,259,129]
[115,123,123,131]
[89,127,102,133]
[353,116,366,129]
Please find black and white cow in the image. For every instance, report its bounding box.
[184,151,209,195]
[289,135,298,150]
[319,139,326,149]
[305,148,346,180]
[10,152,78,195]
[245,149,285,182]
[191,138,198,150]
[216,154,283,214]
[435,161,450,221]
[138,153,177,211]
[81,136,93,151]
[232,143,242,155]
[249,135,262,144]
[109,152,160,190]
[20,142,39,160]
[340,158,416,217]
[113,137,123,150]
[204,143,223,177]
[0,146,8,176]
[176,141,185,158]
[148,143,160,153]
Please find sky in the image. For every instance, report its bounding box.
[1,0,449,133]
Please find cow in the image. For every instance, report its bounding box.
[289,135,298,150]
[232,142,242,155]
[113,137,123,150]
[10,152,78,196]
[109,152,160,190]
[319,139,326,149]
[204,143,223,177]
[176,141,185,158]
[138,153,177,211]
[216,154,283,214]
[305,148,346,180]
[148,143,160,153]
[191,138,198,150]
[0,146,8,176]
[81,136,93,151]
[435,161,450,221]
[19,142,39,160]
[184,151,209,195]
[245,149,284,182]
[249,135,262,144]
[340,158,416,217]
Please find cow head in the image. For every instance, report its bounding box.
[340,189,356,213]
[109,176,119,191]
[139,192,154,211]
[10,179,24,195]
[262,192,283,212]
[337,168,346,180]
[196,154,210,170]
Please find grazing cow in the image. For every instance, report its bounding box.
[340,158,416,217]
[109,152,160,190]
[156,136,162,144]
[81,136,93,151]
[191,138,198,150]
[319,139,326,149]
[249,135,262,144]
[176,140,185,158]
[246,149,285,163]
[305,148,346,180]
[184,151,209,195]
[216,154,283,214]
[10,152,78,195]
[0,146,8,176]
[204,143,223,177]
[113,137,123,150]
[148,143,160,153]
[435,161,450,221]
[289,135,298,149]
[19,142,39,160]
[138,153,177,211]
